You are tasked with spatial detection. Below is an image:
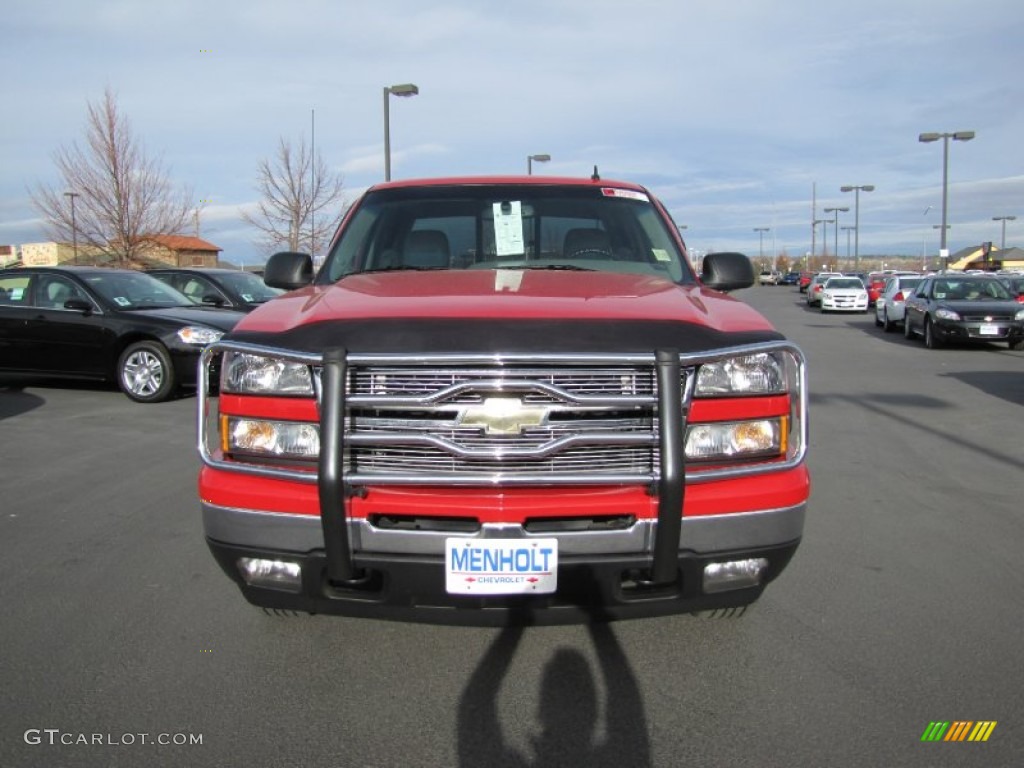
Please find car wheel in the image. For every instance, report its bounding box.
[117,341,177,403]
[874,310,883,327]
[882,309,894,333]
[1010,338,1023,351]
[904,314,915,340]
[924,318,943,349]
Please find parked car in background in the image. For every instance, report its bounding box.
[865,275,888,307]
[758,269,782,285]
[798,271,813,293]
[146,267,283,312]
[997,273,1024,303]
[0,266,245,402]
[819,276,869,313]
[805,272,843,306]
[874,274,923,332]
[903,274,1024,350]
[781,271,800,286]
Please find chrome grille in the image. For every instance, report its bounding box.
[341,365,670,479]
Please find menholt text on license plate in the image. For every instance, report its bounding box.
[446,538,558,595]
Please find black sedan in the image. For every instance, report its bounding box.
[146,267,282,312]
[903,274,1024,350]
[0,266,245,402]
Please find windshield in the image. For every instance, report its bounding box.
[931,278,1013,301]
[321,184,695,285]
[216,271,284,303]
[85,271,193,309]
[825,278,864,290]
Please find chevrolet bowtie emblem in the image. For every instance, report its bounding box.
[459,397,548,435]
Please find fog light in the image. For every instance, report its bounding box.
[238,557,303,593]
[702,558,768,594]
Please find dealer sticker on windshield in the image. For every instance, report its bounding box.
[446,538,558,595]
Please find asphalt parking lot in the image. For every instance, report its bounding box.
[1,284,1021,768]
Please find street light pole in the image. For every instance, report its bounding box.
[753,227,769,264]
[992,215,1016,249]
[824,207,849,267]
[383,83,419,181]
[839,186,873,271]
[812,220,826,267]
[63,191,80,264]
[841,226,854,261]
[918,131,974,271]
[527,154,550,175]
[823,218,836,267]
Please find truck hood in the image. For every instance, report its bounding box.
[230,270,781,354]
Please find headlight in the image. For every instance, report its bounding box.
[685,418,785,462]
[696,353,786,396]
[1015,309,1024,321]
[222,352,314,395]
[177,326,224,345]
[935,308,961,321]
[224,417,320,459]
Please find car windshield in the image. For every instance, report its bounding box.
[85,271,193,309]
[825,278,863,290]
[320,183,696,285]
[931,278,1013,301]
[215,271,284,303]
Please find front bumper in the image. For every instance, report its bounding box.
[933,319,1024,344]
[204,501,805,625]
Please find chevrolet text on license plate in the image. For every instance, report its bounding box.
[445,538,558,595]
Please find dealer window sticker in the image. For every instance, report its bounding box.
[601,188,650,203]
[493,201,525,256]
[241,293,254,302]
[114,296,132,307]
[652,249,672,262]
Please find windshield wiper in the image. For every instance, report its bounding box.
[355,265,451,275]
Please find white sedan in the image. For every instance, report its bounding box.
[819,277,869,313]
[874,274,923,332]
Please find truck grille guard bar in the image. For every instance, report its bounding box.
[198,341,807,586]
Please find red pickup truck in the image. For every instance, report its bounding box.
[197,176,809,625]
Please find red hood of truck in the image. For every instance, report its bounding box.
[235,270,771,334]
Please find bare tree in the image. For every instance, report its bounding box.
[31,88,193,266]
[241,136,346,259]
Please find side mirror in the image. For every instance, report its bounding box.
[264,251,314,290]
[64,298,93,314]
[701,252,755,292]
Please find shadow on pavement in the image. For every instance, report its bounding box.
[457,586,653,767]
[0,383,46,420]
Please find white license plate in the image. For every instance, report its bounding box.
[979,324,1000,336]
[445,538,558,595]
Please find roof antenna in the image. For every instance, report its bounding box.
[591,165,601,181]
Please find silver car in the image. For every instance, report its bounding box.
[874,275,923,332]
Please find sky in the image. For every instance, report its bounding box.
[2,0,1024,267]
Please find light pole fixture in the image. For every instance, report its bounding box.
[64,191,80,264]
[918,131,974,270]
[383,83,419,181]
[527,154,550,175]
[753,227,769,261]
[824,207,849,266]
[992,215,1016,249]
[839,186,873,270]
